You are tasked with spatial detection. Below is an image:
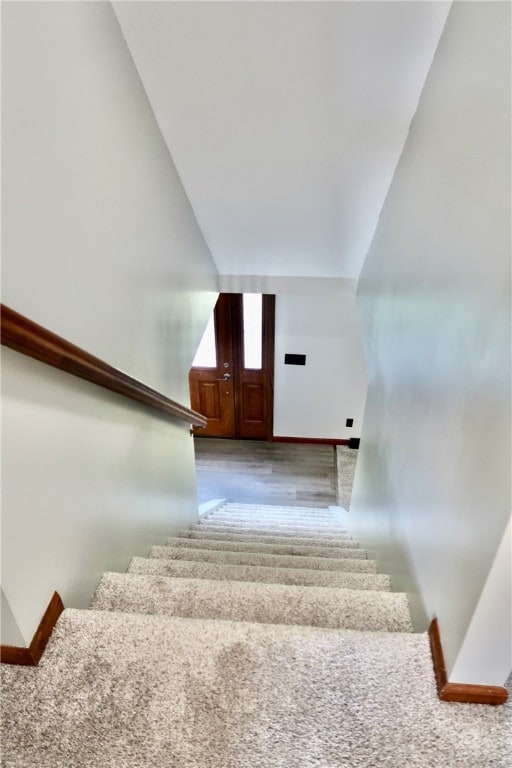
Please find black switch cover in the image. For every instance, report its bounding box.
[346,418,354,428]
[284,354,306,366]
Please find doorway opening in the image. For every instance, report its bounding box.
[189,293,275,440]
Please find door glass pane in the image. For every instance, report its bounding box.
[192,313,216,368]
[243,293,262,369]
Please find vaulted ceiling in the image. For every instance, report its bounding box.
[114,1,450,281]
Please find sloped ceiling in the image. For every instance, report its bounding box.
[114,1,450,281]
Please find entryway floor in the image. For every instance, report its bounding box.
[193,438,337,508]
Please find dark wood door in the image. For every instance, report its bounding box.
[189,293,274,439]
[189,294,236,437]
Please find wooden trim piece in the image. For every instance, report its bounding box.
[273,436,350,446]
[428,617,449,694]
[1,592,64,666]
[428,618,508,705]
[439,683,508,705]
[0,646,35,665]
[1,304,207,428]
[263,294,275,441]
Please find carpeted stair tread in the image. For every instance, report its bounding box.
[206,512,343,526]
[199,519,347,535]
[207,505,341,519]
[202,512,339,526]
[211,503,333,513]
[165,536,366,559]
[3,609,509,768]
[220,503,335,516]
[193,523,350,539]
[179,529,356,549]
[207,501,340,515]
[127,556,391,591]
[91,572,413,632]
[216,509,339,522]
[150,545,378,573]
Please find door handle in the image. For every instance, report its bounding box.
[217,373,231,381]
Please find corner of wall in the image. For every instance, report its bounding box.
[1,587,26,646]
[448,516,512,687]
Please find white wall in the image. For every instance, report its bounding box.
[218,275,369,442]
[351,1,511,686]
[1,589,25,647]
[274,292,368,440]
[450,517,511,685]
[1,2,218,645]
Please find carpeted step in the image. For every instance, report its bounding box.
[91,572,412,632]
[207,509,333,520]
[207,504,336,517]
[202,509,337,525]
[193,523,350,540]
[203,519,346,532]
[209,505,332,520]
[179,529,356,549]
[199,519,347,535]
[4,609,506,768]
[149,545,378,573]
[165,536,365,560]
[206,511,340,524]
[128,556,391,591]
[219,503,335,516]
[222,501,330,514]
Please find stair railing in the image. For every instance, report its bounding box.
[0,304,207,428]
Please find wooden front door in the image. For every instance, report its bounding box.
[189,293,275,439]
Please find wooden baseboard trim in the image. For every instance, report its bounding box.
[428,618,508,705]
[272,436,349,446]
[0,645,35,665]
[1,592,64,666]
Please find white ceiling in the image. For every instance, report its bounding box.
[114,1,450,281]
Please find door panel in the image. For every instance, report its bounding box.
[198,381,218,417]
[189,294,236,437]
[242,383,264,422]
[192,374,235,437]
[238,294,274,439]
[189,293,274,439]
[238,373,268,438]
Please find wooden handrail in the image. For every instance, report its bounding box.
[0,304,207,428]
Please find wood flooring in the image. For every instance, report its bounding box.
[193,438,337,508]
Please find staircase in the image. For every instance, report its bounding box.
[2,502,510,767]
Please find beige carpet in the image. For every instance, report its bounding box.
[2,502,510,767]
[336,445,359,509]
[91,572,412,632]
[148,544,378,572]
[128,555,392,590]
